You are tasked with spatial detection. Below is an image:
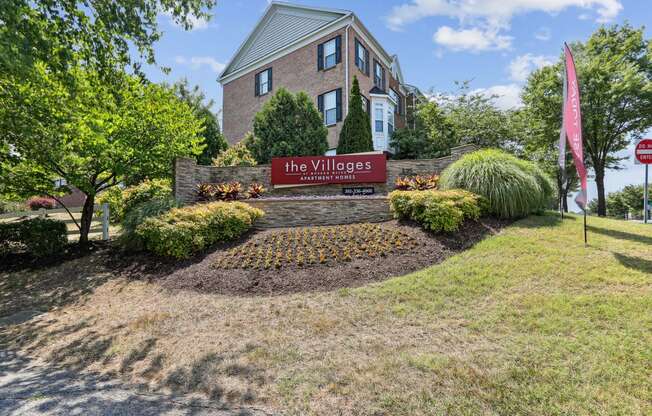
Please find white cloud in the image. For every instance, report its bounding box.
[386,0,623,30]
[508,53,554,82]
[386,0,622,52]
[175,56,226,73]
[433,26,512,51]
[474,84,523,110]
[535,27,551,41]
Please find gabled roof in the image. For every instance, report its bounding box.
[219,2,351,80]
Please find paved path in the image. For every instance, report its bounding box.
[0,350,274,416]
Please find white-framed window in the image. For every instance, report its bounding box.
[374,104,384,132]
[323,38,337,69]
[387,105,395,137]
[54,178,67,188]
[361,95,369,112]
[356,40,367,72]
[255,68,272,96]
[390,88,402,115]
[374,61,384,90]
[325,149,337,156]
[324,90,337,126]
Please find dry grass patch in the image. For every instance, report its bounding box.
[1,214,650,415]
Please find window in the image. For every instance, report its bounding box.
[325,149,337,156]
[255,68,272,96]
[374,104,383,133]
[389,89,400,114]
[318,36,341,71]
[318,89,342,126]
[355,39,369,74]
[54,178,67,188]
[387,105,395,137]
[361,95,369,113]
[374,61,385,90]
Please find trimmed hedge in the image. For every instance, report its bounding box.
[389,189,485,232]
[0,218,68,257]
[119,197,179,250]
[136,201,264,259]
[440,149,554,219]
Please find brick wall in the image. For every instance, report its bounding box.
[174,144,476,204]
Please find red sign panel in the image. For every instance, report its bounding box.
[271,154,387,185]
[635,139,652,164]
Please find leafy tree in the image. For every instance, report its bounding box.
[436,82,514,149]
[1,0,215,83]
[248,88,328,163]
[620,184,645,216]
[337,76,372,154]
[522,24,652,216]
[390,99,456,159]
[172,79,227,165]
[509,107,579,212]
[588,184,645,218]
[213,140,257,167]
[0,66,203,244]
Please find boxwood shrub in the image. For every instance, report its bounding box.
[0,218,68,257]
[389,189,484,232]
[440,149,554,219]
[136,201,264,259]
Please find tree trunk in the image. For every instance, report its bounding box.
[595,167,607,217]
[78,194,95,246]
[562,190,569,212]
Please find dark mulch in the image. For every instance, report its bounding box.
[150,218,509,297]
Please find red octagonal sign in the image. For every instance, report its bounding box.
[635,139,652,164]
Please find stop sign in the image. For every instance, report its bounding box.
[635,139,652,164]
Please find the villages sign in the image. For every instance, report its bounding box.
[271,154,387,186]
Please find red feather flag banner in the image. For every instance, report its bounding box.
[559,42,589,243]
[562,43,588,210]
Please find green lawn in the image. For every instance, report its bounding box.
[2,213,650,415]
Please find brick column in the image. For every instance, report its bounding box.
[174,157,197,205]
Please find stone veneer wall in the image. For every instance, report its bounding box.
[174,144,477,204]
[246,197,391,228]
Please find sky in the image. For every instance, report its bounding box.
[142,0,651,212]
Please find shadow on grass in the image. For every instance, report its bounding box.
[613,252,652,274]
[0,349,271,415]
[586,225,652,245]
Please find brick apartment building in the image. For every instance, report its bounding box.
[219,1,421,155]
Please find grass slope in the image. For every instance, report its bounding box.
[2,213,650,415]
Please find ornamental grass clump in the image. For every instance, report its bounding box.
[389,189,484,233]
[136,201,264,259]
[440,149,552,219]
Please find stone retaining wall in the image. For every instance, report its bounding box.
[174,144,477,204]
[246,197,392,228]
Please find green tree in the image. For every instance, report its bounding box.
[337,76,372,154]
[522,25,652,216]
[1,0,215,83]
[437,82,514,149]
[248,88,328,163]
[213,140,257,167]
[172,79,228,165]
[390,100,455,159]
[0,66,203,244]
[620,184,645,217]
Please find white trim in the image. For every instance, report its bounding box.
[350,20,392,67]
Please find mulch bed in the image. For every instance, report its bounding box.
[148,218,509,297]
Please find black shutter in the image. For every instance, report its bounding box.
[317,93,324,116]
[354,39,359,68]
[268,68,272,92]
[317,43,324,71]
[381,67,386,91]
[335,88,342,122]
[364,49,370,75]
[335,35,341,64]
[254,72,260,96]
[366,96,370,114]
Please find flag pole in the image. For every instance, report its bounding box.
[584,209,587,245]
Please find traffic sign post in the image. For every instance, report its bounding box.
[635,139,652,223]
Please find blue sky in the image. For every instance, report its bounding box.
[143,0,651,211]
